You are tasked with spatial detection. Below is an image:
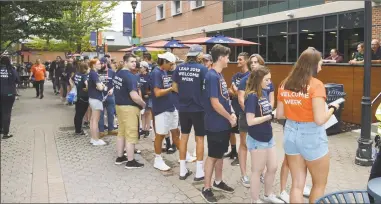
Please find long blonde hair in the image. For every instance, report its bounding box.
[244,65,270,99]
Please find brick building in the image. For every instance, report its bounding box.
[141,0,381,61]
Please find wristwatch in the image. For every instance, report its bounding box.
[328,105,337,112]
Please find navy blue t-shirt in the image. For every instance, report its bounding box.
[166,70,179,109]
[172,62,208,112]
[245,93,273,142]
[88,69,103,101]
[139,74,151,100]
[203,69,232,132]
[0,65,19,96]
[114,69,139,107]
[151,68,175,116]
[98,69,115,95]
[231,71,250,113]
[73,72,88,98]
[238,75,275,96]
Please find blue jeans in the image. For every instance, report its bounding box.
[99,95,116,132]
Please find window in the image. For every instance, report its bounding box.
[243,1,259,18]
[268,23,287,62]
[288,35,298,62]
[223,1,236,21]
[325,15,337,30]
[325,31,337,58]
[191,0,205,10]
[243,27,259,55]
[339,11,364,62]
[156,4,165,20]
[299,17,323,54]
[171,1,182,16]
[224,0,325,22]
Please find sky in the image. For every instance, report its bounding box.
[107,1,141,32]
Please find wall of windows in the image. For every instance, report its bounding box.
[209,10,364,62]
[223,0,324,22]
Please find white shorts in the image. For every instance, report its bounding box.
[154,110,179,135]
[89,98,103,111]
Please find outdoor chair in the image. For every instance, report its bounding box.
[315,190,370,203]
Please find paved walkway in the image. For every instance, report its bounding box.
[1,82,372,203]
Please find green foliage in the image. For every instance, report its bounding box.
[57,1,119,52]
[0,1,75,52]
[1,1,119,53]
[133,51,165,62]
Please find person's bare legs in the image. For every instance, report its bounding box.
[280,156,290,192]
[126,142,135,161]
[306,153,330,203]
[179,134,189,160]
[204,156,218,189]
[154,133,165,155]
[196,136,204,161]
[287,154,307,203]
[264,147,277,196]
[90,110,101,140]
[250,148,267,201]
[238,131,248,175]
[116,136,125,157]
[214,159,223,182]
[170,128,180,149]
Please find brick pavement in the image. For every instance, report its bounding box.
[1,82,372,203]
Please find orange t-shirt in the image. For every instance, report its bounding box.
[277,77,326,122]
[31,64,46,81]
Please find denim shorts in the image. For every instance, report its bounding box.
[246,135,275,151]
[283,119,328,161]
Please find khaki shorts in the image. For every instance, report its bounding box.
[115,105,140,144]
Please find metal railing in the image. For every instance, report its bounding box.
[372,92,381,105]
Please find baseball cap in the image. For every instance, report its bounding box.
[203,54,212,61]
[140,61,149,68]
[100,57,107,64]
[187,44,203,57]
[158,52,176,63]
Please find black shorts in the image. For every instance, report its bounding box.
[206,129,230,159]
[179,111,205,136]
[230,113,239,134]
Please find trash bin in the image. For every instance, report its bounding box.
[325,83,346,135]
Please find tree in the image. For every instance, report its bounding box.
[58,1,119,52]
[0,1,75,53]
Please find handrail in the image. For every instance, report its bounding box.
[372,92,381,105]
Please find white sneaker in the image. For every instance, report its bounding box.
[92,139,107,146]
[303,185,311,197]
[279,191,290,203]
[90,138,96,144]
[178,154,197,163]
[154,157,171,171]
[263,194,284,203]
[251,199,263,203]
[241,176,250,188]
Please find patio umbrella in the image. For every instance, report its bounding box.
[146,39,189,50]
[118,46,164,52]
[181,34,258,46]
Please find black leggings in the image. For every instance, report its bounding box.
[61,81,68,98]
[74,97,89,133]
[369,153,381,203]
[0,95,16,135]
[35,80,44,97]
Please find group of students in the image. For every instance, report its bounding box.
[64,44,344,203]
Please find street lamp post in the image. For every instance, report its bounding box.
[355,1,373,166]
[131,0,138,44]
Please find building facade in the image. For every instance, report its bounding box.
[141,1,381,61]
